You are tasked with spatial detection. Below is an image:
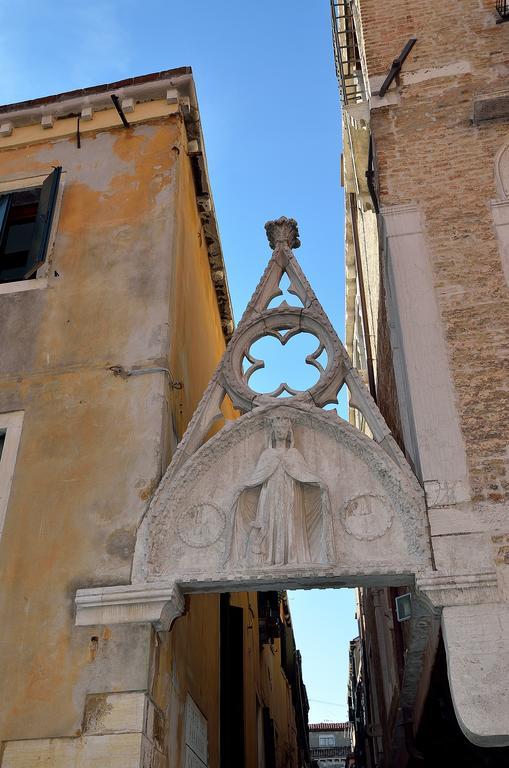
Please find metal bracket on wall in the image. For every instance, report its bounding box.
[108,365,183,389]
[110,94,131,128]
[365,135,379,215]
[378,38,417,97]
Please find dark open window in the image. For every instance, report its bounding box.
[262,707,277,768]
[220,594,245,768]
[0,431,5,460]
[497,0,509,21]
[257,591,281,648]
[0,166,61,284]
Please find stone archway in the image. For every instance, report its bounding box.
[131,399,429,592]
[76,218,508,749]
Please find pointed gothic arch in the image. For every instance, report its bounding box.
[75,218,508,749]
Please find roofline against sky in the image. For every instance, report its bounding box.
[0,67,193,114]
[0,66,234,339]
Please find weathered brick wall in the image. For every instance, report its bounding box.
[358,0,502,79]
[358,0,509,504]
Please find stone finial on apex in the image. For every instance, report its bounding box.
[265,217,301,250]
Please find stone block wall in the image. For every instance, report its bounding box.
[358,0,509,507]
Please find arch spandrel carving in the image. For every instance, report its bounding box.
[73,215,434,600]
[161,216,406,483]
[133,401,429,588]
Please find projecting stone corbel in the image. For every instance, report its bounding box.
[415,571,509,747]
[75,581,185,631]
[415,570,500,610]
[0,121,13,137]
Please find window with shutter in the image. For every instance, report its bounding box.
[0,166,61,284]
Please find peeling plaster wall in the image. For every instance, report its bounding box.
[0,108,303,768]
[0,114,230,744]
[167,126,235,439]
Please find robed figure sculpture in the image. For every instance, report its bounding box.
[227,415,335,566]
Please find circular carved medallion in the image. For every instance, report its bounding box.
[177,503,226,548]
[340,494,393,541]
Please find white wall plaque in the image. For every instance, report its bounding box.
[184,694,208,767]
[184,746,207,768]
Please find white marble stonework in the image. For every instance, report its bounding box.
[495,140,509,199]
[131,402,428,589]
[492,141,509,287]
[75,217,509,748]
[380,203,470,503]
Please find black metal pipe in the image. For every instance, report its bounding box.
[110,94,130,128]
[378,38,417,97]
[366,135,379,215]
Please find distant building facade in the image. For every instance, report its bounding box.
[347,637,367,767]
[334,0,509,765]
[309,722,352,768]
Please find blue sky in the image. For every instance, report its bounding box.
[2,0,356,724]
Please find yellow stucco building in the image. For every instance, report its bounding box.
[0,69,308,768]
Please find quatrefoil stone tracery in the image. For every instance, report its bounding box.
[222,303,344,411]
[244,330,326,398]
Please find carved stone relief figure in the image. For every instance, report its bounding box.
[227,414,335,567]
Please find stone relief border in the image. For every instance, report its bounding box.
[341,493,394,541]
[492,141,509,287]
[177,503,226,549]
[136,400,429,583]
[495,139,509,199]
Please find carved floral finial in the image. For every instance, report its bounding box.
[265,217,301,250]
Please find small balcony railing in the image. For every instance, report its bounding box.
[310,746,351,759]
[331,0,367,105]
[497,0,509,21]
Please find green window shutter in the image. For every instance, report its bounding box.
[0,194,12,247]
[24,166,61,279]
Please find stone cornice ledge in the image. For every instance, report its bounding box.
[491,197,509,226]
[380,203,423,238]
[75,582,185,631]
[416,571,499,609]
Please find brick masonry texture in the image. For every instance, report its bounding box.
[359,0,509,503]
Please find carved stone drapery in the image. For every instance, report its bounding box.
[227,414,335,567]
[131,400,429,589]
